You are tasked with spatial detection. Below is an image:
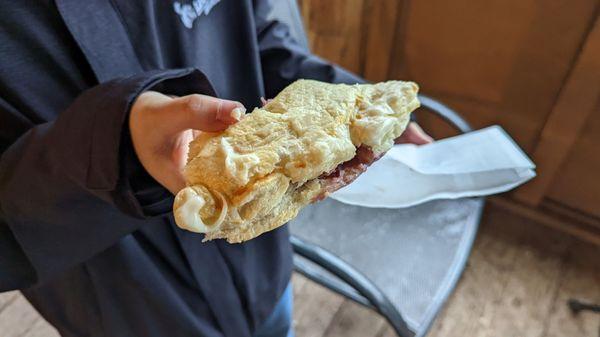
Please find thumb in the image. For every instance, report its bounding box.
[164,94,246,133]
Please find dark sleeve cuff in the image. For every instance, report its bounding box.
[0,223,36,291]
[54,68,218,218]
[120,129,173,217]
[0,69,218,286]
[115,69,219,218]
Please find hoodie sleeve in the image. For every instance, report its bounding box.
[253,0,367,99]
[0,68,217,290]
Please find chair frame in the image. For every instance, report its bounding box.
[290,95,484,337]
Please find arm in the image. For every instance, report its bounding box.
[253,0,366,99]
[0,69,241,290]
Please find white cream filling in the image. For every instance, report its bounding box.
[174,187,228,233]
[351,88,414,153]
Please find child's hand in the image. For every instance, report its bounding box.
[129,91,245,194]
[395,122,434,145]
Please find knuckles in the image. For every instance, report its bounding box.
[183,94,208,116]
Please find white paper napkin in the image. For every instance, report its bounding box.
[329,125,536,208]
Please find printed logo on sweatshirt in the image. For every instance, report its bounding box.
[173,0,220,28]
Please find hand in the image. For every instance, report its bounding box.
[129,91,245,194]
[395,122,434,145]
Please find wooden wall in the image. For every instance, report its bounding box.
[298,0,600,242]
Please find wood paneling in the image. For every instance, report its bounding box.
[514,16,600,206]
[301,0,366,74]
[402,1,536,103]
[395,0,598,151]
[361,0,402,82]
[547,103,600,218]
[299,0,600,238]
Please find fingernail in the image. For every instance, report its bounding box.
[230,107,246,121]
[260,97,274,107]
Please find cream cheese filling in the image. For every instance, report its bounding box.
[174,187,228,233]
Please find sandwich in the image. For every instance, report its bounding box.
[173,79,420,243]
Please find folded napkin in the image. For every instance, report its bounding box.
[330,126,536,208]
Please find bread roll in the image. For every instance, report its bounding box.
[173,79,420,243]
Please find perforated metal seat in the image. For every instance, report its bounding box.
[289,93,483,337]
[290,196,483,336]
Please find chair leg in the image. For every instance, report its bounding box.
[294,257,374,308]
[291,235,415,337]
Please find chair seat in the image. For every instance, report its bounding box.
[289,197,484,335]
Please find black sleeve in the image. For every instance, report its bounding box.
[0,68,216,290]
[253,0,367,98]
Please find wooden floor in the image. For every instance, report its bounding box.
[1,203,599,337]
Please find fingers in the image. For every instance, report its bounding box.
[410,123,434,144]
[181,94,245,132]
[395,122,434,145]
[405,122,434,145]
[130,91,247,195]
[161,94,246,133]
[260,97,273,106]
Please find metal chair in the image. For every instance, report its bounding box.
[289,96,484,337]
[268,2,485,335]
